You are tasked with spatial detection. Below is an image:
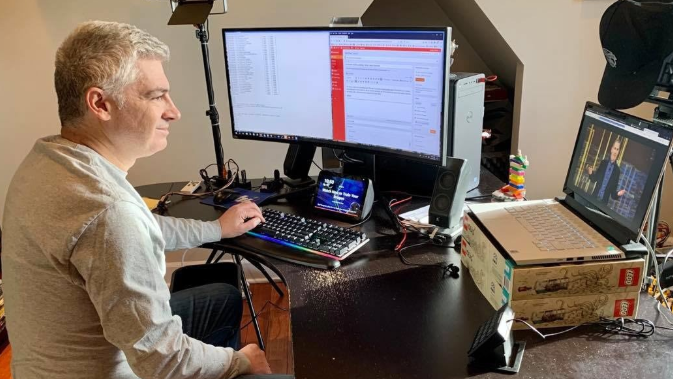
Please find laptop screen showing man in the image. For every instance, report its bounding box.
[564,102,672,239]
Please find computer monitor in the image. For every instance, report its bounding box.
[565,102,673,241]
[222,27,452,165]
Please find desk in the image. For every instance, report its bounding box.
[137,169,672,379]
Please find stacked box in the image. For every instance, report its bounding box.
[461,212,644,329]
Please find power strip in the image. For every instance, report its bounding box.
[180,180,202,194]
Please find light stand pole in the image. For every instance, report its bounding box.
[196,23,227,186]
[169,1,227,186]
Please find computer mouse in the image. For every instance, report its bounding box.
[213,190,240,204]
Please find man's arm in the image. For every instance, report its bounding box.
[70,201,250,379]
[587,160,605,182]
[153,202,266,251]
[153,214,221,251]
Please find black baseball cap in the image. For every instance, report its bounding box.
[598,0,673,109]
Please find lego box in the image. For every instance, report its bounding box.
[510,292,640,330]
[461,211,644,326]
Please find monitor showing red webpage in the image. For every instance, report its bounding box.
[222,27,451,164]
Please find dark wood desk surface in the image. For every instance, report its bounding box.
[137,170,673,379]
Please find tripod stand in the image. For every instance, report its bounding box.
[195,22,227,186]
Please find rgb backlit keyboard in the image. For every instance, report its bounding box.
[247,208,369,263]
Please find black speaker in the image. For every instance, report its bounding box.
[429,158,470,230]
[283,144,316,180]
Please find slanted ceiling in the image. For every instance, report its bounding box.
[361,0,520,90]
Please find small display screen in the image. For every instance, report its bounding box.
[314,173,366,218]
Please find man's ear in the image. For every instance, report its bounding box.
[84,87,113,122]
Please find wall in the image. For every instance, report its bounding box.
[472,0,673,224]
[361,0,493,78]
[3,0,672,225]
[0,0,373,221]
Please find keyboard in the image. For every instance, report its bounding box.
[506,203,604,251]
[241,208,370,269]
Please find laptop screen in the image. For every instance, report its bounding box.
[564,102,672,239]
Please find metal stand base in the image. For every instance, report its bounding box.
[204,245,288,350]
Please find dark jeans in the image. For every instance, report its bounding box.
[170,282,243,349]
[169,283,294,379]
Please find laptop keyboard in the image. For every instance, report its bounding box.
[506,203,603,251]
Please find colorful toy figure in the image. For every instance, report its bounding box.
[493,150,529,201]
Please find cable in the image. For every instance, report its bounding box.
[312,160,323,171]
[332,148,363,164]
[389,196,412,209]
[239,300,289,330]
[641,236,673,326]
[512,317,659,339]
[181,248,191,267]
[662,248,673,274]
[157,160,240,212]
[396,238,459,277]
[347,211,372,229]
[657,220,671,248]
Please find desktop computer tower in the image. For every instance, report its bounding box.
[448,73,485,190]
[372,73,485,196]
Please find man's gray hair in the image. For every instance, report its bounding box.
[55,21,170,126]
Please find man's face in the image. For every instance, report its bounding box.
[610,140,621,162]
[107,59,180,159]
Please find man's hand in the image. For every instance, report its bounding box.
[586,165,594,175]
[617,189,626,197]
[218,201,265,239]
[239,344,272,375]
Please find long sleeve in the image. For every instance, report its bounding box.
[70,201,249,379]
[588,160,605,182]
[153,214,222,251]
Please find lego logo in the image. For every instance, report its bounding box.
[619,301,629,316]
[619,267,640,287]
[613,299,634,317]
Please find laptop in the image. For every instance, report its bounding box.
[469,102,673,265]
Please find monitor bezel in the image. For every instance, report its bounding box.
[221,26,451,166]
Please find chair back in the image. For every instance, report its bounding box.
[170,262,240,293]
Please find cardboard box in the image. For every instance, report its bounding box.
[510,292,640,329]
[461,211,644,327]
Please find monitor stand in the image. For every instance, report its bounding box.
[282,144,316,189]
[332,149,440,197]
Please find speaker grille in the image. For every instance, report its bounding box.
[433,194,451,212]
[439,171,456,191]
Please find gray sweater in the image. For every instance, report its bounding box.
[2,136,250,379]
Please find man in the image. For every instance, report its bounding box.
[586,138,627,205]
[2,21,279,379]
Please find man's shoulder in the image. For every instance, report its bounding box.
[5,136,144,242]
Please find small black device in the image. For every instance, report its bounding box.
[313,170,374,222]
[429,158,470,233]
[260,169,284,193]
[468,304,525,374]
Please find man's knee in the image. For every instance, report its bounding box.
[202,283,243,314]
